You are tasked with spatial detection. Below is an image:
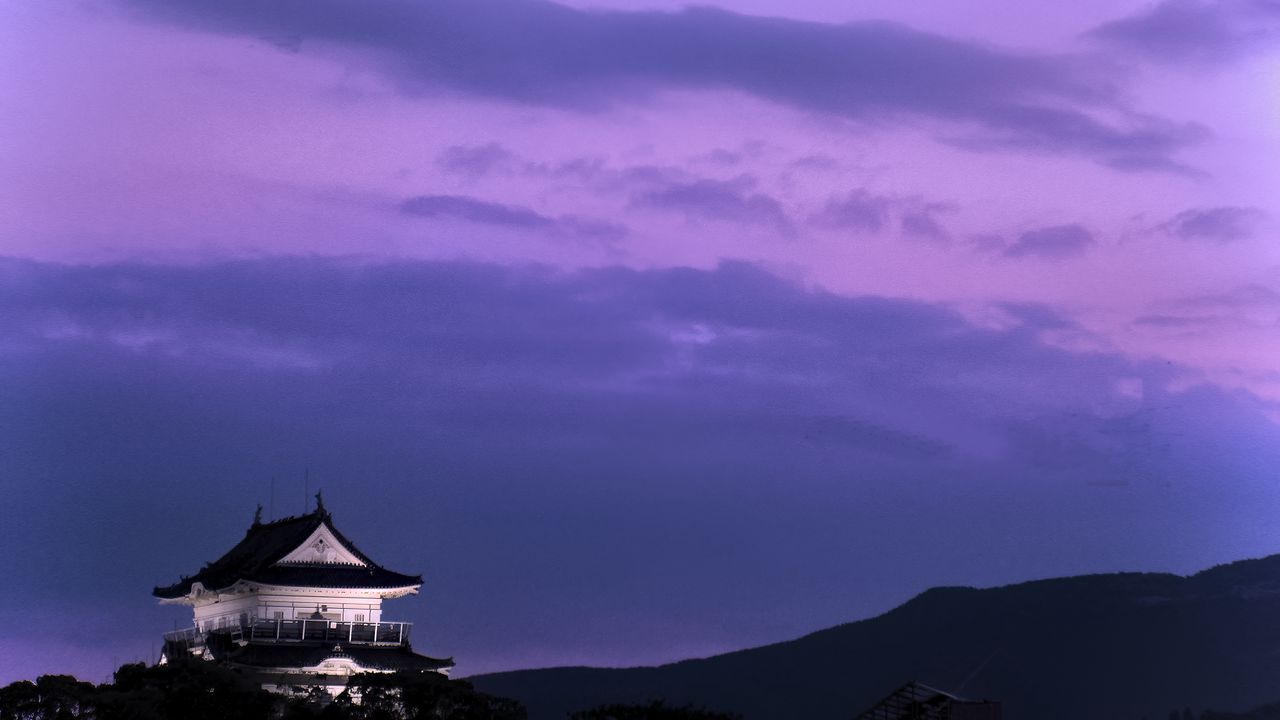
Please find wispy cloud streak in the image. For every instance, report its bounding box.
[1089,0,1280,67]
[121,0,1203,170]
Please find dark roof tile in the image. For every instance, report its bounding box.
[154,509,421,599]
[212,642,454,672]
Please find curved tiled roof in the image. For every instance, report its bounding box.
[153,507,422,599]
[211,642,454,673]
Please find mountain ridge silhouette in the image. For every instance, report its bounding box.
[470,554,1280,719]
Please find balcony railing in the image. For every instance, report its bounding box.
[163,619,412,649]
[163,626,204,646]
[249,619,411,646]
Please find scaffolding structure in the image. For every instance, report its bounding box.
[855,681,1002,720]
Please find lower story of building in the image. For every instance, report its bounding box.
[160,631,453,697]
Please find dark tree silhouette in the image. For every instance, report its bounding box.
[346,671,526,720]
[0,675,95,720]
[94,660,275,720]
[0,664,524,720]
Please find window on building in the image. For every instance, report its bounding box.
[355,614,365,622]
[273,611,284,620]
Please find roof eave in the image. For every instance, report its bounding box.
[242,580,424,595]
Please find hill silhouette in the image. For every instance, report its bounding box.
[470,555,1280,719]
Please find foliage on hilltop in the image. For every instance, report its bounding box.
[0,661,525,720]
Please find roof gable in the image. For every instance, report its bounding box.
[154,506,422,600]
[275,524,368,567]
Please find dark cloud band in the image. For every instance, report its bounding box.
[123,0,1202,170]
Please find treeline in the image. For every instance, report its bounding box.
[1161,705,1280,720]
[0,661,521,720]
[0,661,739,720]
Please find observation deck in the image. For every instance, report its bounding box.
[164,618,412,653]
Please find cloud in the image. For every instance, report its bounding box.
[2,256,1279,681]
[1175,283,1280,310]
[556,161,687,192]
[1157,206,1264,243]
[1131,313,1223,329]
[401,195,555,229]
[791,154,841,172]
[437,143,519,177]
[899,209,950,242]
[630,176,791,232]
[1003,223,1095,259]
[809,190,951,241]
[433,144,692,201]
[555,216,630,242]
[1088,0,1280,67]
[1131,280,1280,345]
[0,256,1246,467]
[121,0,1202,170]
[1153,284,1280,334]
[809,190,893,233]
[0,257,1263,493]
[690,148,746,167]
[400,194,627,241]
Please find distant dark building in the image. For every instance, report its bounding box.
[154,495,452,695]
[856,681,1002,720]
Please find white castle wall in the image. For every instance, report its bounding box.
[190,586,387,631]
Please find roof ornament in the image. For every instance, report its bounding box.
[253,504,264,526]
[315,489,328,517]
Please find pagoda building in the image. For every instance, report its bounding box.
[154,494,452,695]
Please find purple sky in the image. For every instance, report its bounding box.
[1,0,1279,684]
